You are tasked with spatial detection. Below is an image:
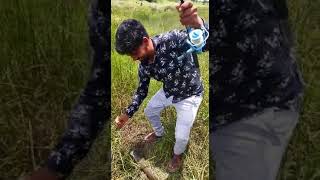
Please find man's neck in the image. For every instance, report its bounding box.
[148,53,155,64]
[147,39,156,64]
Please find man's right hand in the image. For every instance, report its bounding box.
[176,0,203,29]
[115,113,129,129]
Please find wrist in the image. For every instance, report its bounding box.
[194,16,204,29]
[123,113,129,120]
[121,108,130,119]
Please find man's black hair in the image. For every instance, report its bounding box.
[115,19,149,55]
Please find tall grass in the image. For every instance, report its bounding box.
[277,1,320,179]
[0,0,111,179]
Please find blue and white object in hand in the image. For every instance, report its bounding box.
[177,25,209,62]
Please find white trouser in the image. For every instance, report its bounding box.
[144,88,203,155]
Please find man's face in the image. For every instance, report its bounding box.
[129,37,150,62]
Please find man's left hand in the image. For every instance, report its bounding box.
[176,1,203,29]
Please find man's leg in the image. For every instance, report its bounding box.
[173,95,203,155]
[211,104,301,180]
[144,88,173,137]
[166,95,203,172]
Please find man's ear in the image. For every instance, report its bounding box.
[142,37,149,44]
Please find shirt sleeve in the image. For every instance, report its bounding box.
[125,65,150,118]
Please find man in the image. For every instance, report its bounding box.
[210,1,304,180]
[114,1,208,173]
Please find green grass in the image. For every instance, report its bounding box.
[111,1,209,179]
[0,0,94,179]
[0,0,318,179]
[276,1,320,179]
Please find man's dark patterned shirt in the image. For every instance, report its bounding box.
[210,0,304,131]
[125,23,209,118]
